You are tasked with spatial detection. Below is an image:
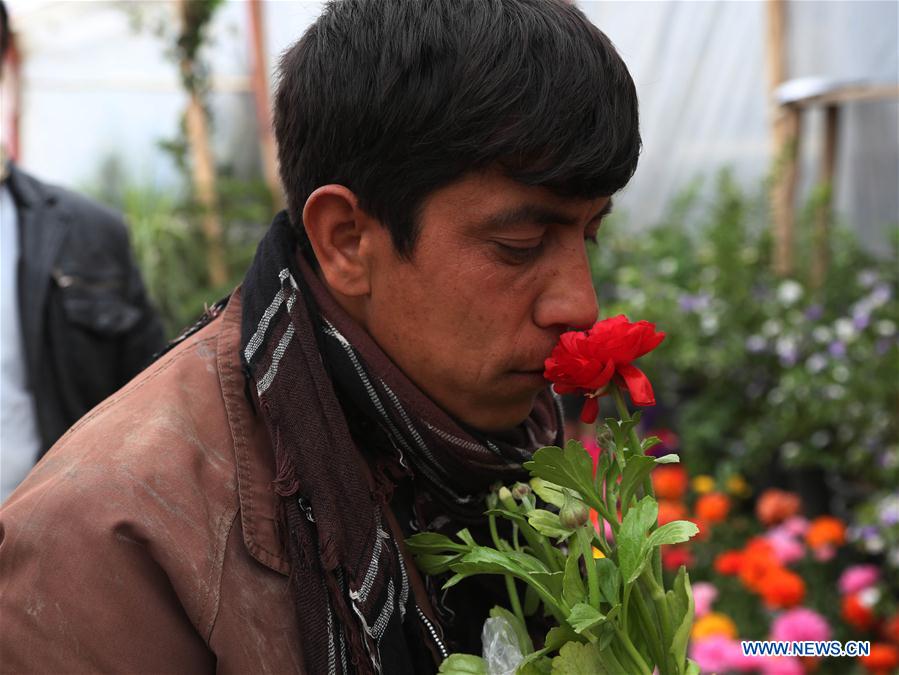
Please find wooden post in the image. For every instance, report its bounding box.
[247,0,284,210]
[177,0,228,288]
[767,0,797,277]
[811,104,839,290]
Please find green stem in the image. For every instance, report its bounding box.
[611,386,643,458]
[489,513,525,625]
[579,527,601,608]
[612,622,653,675]
[631,583,666,672]
[642,570,673,657]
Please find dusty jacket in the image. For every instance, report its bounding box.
[0,288,443,673]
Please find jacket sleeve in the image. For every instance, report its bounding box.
[0,464,216,673]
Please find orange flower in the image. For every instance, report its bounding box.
[714,550,744,576]
[657,499,688,526]
[692,612,738,640]
[653,465,688,500]
[695,492,731,524]
[738,538,780,592]
[756,488,801,526]
[806,516,846,550]
[859,643,899,674]
[843,593,878,632]
[759,568,806,609]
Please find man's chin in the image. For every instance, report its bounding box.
[457,393,542,433]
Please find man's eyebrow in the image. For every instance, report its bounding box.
[479,199,614,231]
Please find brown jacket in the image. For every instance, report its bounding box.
[0,288,441,673]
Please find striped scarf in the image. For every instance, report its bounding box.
[240,212,562,674]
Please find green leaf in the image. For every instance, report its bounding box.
[451,547,550,579]
[485,508,527,526]
[646,520,699,549]
[438,653,488,674]
[524,441,596,507]
[617,497,658,584]
[619,456,656,511]
[567,603,607,634]
[653,453,680,464]
[668,567,695,669]
[528,509,575,540]
[490,605,534,655]
[517,657,553,675]
[641,436,663,453]
[530,478,567,509]
[414,553,463,575]
[685,658,701,675]
[457,529,477,548]
[517,626,581,674]
[594,557,620,606]
[551,641,626,675]
[563,549,587,608]
[406,531,470,554]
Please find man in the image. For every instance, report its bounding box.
[0,1,164,503]
[0,1,639,672]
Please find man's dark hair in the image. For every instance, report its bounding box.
[274,0,641,258]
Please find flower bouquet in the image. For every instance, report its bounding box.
[407,317,701,674]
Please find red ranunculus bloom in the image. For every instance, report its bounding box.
[544,315,666,423]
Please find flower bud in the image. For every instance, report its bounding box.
[511,482,531,500]
[498,486,517,511]
[559,494,589,529]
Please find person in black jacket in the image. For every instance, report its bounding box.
[0,1,165,501]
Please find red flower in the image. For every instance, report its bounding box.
[759,568,806,609]
[544,315,666,423]
[652,465,689,500]
[714,550,744,576]
[859,643,899,674]
[661,544,694,571]
[843,593,878,632]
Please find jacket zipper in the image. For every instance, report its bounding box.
[416,605,449,661]
[52,267,123,291]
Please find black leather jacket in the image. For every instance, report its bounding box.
[6,164,165,456]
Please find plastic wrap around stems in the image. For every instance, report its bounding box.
[482,616,524,675]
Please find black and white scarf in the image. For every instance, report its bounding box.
[240,212,562,674]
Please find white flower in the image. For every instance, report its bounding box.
[810,430,831,448]
[834,318,856,342]
[762,319,782,338]
[825,384,846,399]
[768,388,786,405]
[864,535,885,554]
[775,336,798,359]
[832,365,850,383]
[876,320,896,337]
[777,279,804,306]
[701,314,719,335]
[658,257,678,276]
[746,335,767,352]
[858,587,881,607]
[806,354,827,374]
[888,548,899,568]
[857,270,879,288]
[781,442,801,461]
[812,326,833,344]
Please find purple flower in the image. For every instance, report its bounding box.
[852,312,870,331]
[677,293,711,313]
[876,338,892,355]
[804,304,824,321]
[828,341,846,358]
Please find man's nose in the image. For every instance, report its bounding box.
[533,246,599,331]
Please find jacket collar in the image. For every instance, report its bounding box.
[216,287,290,575]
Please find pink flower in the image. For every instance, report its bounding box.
[838,564,881,596]
[812,544,836,562]
[692,582,718,618]
[781,516,809,537]
[770,607,832,642]
[689,636,741,673]
[760,656,804,675]
[764,530,805,565]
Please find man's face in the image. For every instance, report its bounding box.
[363,170,609,431]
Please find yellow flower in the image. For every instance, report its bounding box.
[691,612,738,640]
[726,474,750,498]
[692,475,716,495]
[592,547,605,559]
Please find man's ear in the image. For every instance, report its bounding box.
[302,185,375,297]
